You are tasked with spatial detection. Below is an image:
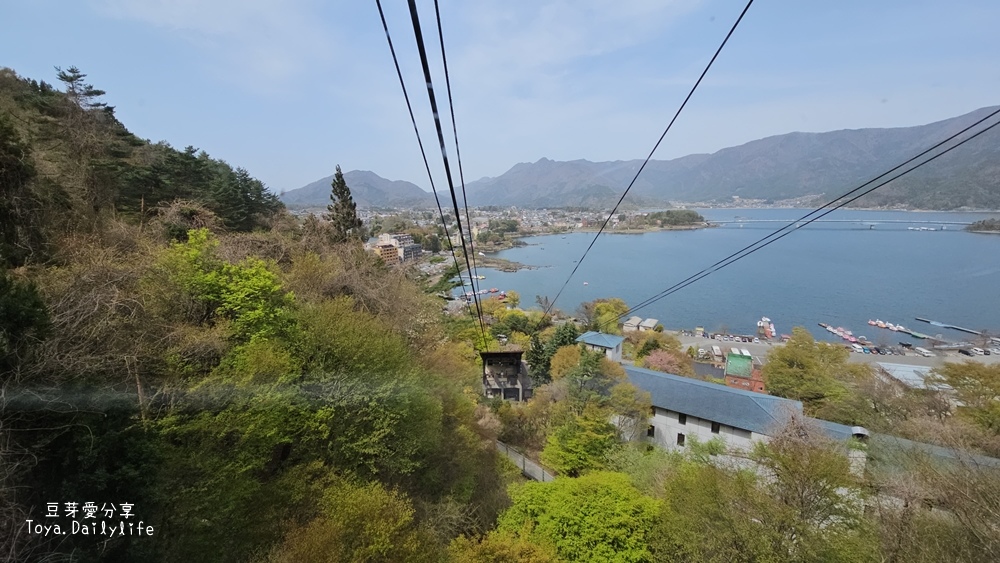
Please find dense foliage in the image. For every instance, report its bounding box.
[0,68,508,562]
[3,66,999,562]
[0,66,281,268]
[966,218,1000,232]
[641,210,705,227]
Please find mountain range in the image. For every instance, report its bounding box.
[280,169,435,209]
[281,106,1000,210]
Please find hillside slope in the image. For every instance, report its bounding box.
[464,106,1000,209]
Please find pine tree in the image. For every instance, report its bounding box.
[526,333,548,383]
[324,165,364,242]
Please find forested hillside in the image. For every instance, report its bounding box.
[463,107,1000,210]
[0,67,510,561]
[3,67,1000,562]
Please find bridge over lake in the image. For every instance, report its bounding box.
[711,219,971,225]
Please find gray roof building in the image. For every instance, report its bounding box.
[627,365,999,468]
[875,362,950,391]
[625,365,800,436]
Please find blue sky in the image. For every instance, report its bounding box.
[3,1,999,194]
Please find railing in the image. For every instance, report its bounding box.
[495,440,555,482]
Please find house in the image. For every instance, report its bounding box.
[623,316,643,332]
[626,365,809,452]
[481,350,533,402]
[724,353,766,394]
[576,331,625,363]
[625,365,1000,478]
[638,318,660,332]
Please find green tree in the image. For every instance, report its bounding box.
[546,322,580,354]
[498,471,660,562]
[526,332,547,379]
[762,327,869,416]
[579,297,629,334]
[505,289,521,308]
[422,233,441,252]
[449,531,558,563]
[157,228,295,342]
[55,65,107,110]
[0,116,44,266]
[541,403,619,476]
[0,269,50,374]
[325,165,364,242]
[265,479,441,563]
[930,361,1000,433]
[636,337,661,359]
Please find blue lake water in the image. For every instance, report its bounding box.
[475,209,1000,344]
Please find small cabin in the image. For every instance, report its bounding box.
[481,351,533,401]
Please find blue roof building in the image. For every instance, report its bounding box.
[576,331,626,362]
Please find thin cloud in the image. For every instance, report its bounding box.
[92,0,335,90]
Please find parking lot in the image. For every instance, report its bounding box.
[671,332,1000,369]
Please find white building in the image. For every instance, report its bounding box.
[638,318,659,332]
[623,316,643,332]
[576,331,625,363]
[625,366,870,454]
[624,365,1000,485]
[377,233,422,262]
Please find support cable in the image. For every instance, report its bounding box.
[375,0,479,327]
[432,0,483,295]
[604,112,1000,329]
[545,0,755,315]
[406,0,490,348]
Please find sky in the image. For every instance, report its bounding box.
[3,0,999,195]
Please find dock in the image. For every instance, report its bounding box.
[914,318,1000,345]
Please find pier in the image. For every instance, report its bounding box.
[915,318,1000,345]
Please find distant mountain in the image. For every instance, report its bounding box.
[281,170,435,209]
[464,106,1000,210]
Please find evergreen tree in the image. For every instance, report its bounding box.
[55,65,107,110]
[324,165,364,242]
[526,333,548,382]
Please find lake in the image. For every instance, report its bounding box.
[475,209,1000,345]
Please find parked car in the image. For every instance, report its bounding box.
[753,337,760,344]
[959,349,974,356]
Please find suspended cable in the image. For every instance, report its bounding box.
[406,0,491,348]
[545,0,755,316]
[603,111,1000,329]
[432,0,483,295]
[374,0,479,328]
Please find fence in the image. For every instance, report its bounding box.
[495,440,555,482]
